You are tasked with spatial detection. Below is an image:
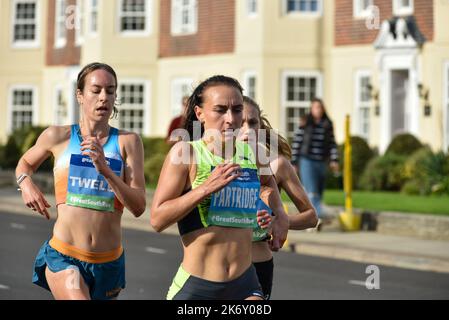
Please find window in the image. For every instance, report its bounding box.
[242,72,257,100]
[393,0,414,16]
[55,0,67,48]
[171,0,197,35]
[89,0,99,35]
[119,0,152,35]
[76,0,85,45]
[284,0,322,15]
[12,0,39,48]
[118,83,146,134]
[282,71,322,139]
[355,71,372,140]
[9,87,36,132]
[171,78,193,117]
[247,0,258,16]
[353,0,373,18]
[54,87,68,125]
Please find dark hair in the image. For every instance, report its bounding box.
[77,62,119,118]
[184,75,243,141]
[243,96,292,160]
[305,98,330,126]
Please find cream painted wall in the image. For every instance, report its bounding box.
[327,46,377,146]
[83,0,159,66]
[242,0,334,140]
[429,0,449,152]
[1,0,447,153]
[434,0,449,43]
[156,54,264,137]
[112,64,157,136]
[235,0,263,55]
[0,0,48,143]
[258,55,323,139]
[262,0,324,56]
[421,42,449,151]
[41,67,73,127]
[81,0,160,137]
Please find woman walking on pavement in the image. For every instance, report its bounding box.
[15,62,146,300]
[150,75,289,300]
[291,98,339,221]
[239,96,318,299]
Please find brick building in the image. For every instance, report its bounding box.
[1,0,448,152]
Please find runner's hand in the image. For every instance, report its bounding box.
[19,178,51,220]
[269,209,289,251]
[80,134,108,174]
[200,162,241,196]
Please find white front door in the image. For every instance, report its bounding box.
[390,69,409,136]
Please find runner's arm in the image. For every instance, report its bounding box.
[258,157,289,251]
[276,156,318,229]
[15,127,62,219]
[150,142,241,232]
[99,132,146,217]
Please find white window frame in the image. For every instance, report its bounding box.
[282,0,323,17]
[170,78,193,117]
[117,0,152,37]
[247,0,258,17]
[281,70,323,138]
[54,0,67,48]
[444,61,449,152]
[242,71,257,100]
[11,0,40,49]
[7,85,38,135]
[118,79,151,135]
[88,0,99,36]
[393,0,414,16]
[353,0,373,19]
[354,70,372,140]
[75,0,85,46]
[171,0,198,36]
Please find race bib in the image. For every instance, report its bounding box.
[208,167,260,228]
[66,154,122,212]
[252,198,273,242]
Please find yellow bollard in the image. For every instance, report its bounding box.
[338,115,361,231]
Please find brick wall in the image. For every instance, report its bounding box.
[335,0,433,46]
[160,0,235,57]
[46,0,80,66]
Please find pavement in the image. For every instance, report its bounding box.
[1,187,449,275]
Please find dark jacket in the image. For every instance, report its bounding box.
[291,118,339,165]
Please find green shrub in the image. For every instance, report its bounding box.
[2,135,22,169]
[141,137,171,187]
[21,128,43,154]
[385,133,422,156]
[0,144,5,169]
[144,154,167,187]
[0,126,53,171]
[359,153,407,191]
[430,176,449,196]
[141,137,171,160]
[401,180,422,195]
[338,136,375,189]
[23,127,54,171]
[402,148,449,195]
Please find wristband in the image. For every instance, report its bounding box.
[16,173,30,186]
